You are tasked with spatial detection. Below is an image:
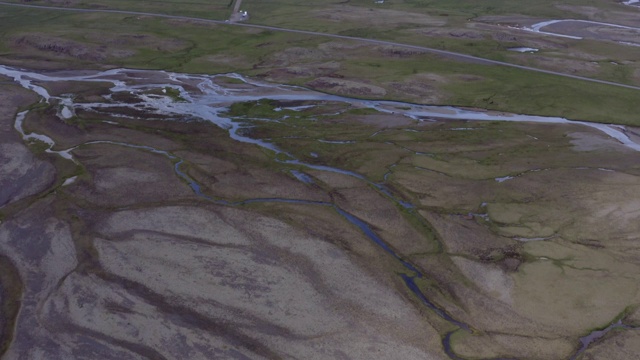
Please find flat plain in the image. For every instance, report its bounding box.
[0,1,640,359]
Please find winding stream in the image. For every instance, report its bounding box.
[525,19,640,46]
[4,64,638,359]
[569,320,636,360]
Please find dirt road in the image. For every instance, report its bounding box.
[229,0,244,22]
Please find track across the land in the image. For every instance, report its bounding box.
[2,1,640,91]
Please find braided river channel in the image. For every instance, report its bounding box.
[3,65,638,359]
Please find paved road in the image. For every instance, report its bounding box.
[2,1,640,91]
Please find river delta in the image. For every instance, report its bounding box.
[1,65,640,359]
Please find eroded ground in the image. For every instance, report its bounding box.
[0,72,448,359]
[0,67,639,360]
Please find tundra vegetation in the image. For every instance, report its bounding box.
[0,0,639,359]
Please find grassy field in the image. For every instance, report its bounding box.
[1,0,624,19]
[240,0,625,23]
[239,0,640,84]
[0,1,639,125]
[3,0,638,65]
[0,0,234,19]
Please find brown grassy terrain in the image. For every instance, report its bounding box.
[3,71,639,358]
[1,1,640,358]
[0,79,452,359]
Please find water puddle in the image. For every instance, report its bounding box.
[318,139,356,144]
[507,47,539,53]
[61,176,77,187]
[492,168,549,183]
[495,176,514,183]
[290,170,314,184]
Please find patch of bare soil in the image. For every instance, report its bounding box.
[491,31,519,42]
[12,34,108,61]
[259,61,341,82]
[387,81,445,103]
[10,32,141,62]
[386,73,450,104]
[253,45,347,81]
[261,46,337,68]
[84,33,190,53]
[307,77,386,97]
[414,27,486,40]
[77,203,445,359]
[473,15,546,28]
[471,22,571,49]
[524,55,600,74]
[69,144,196,207]
[569,131,629,152]
[317,40,368,52]
[376,45,428,58]
[423,212,515,262]
[194,54,250,68]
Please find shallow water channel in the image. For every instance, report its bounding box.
[2,65,635,359]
